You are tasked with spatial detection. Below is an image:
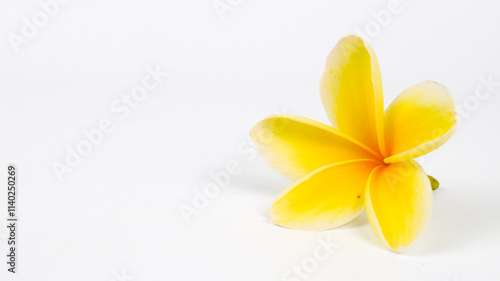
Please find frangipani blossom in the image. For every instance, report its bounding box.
[250,35,457,251]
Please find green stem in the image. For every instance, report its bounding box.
[428,175,439,190]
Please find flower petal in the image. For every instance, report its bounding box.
[250,114,381,181]
[365,160,433,251]
[383,81,457,163]
[320,35,385,155]
[270,159,381,230]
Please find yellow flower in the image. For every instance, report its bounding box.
[250,35,457,251]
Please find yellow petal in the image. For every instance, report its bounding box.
[270,159,381,230]
[250,114,381,181]
[383,81,457,163]
[365,160,433,251]
[320,35,385,155]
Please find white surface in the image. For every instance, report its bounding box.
[1,0,500,280]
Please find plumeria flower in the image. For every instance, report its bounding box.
[250,35,457,251]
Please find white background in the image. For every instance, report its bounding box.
[1,0,500,280]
